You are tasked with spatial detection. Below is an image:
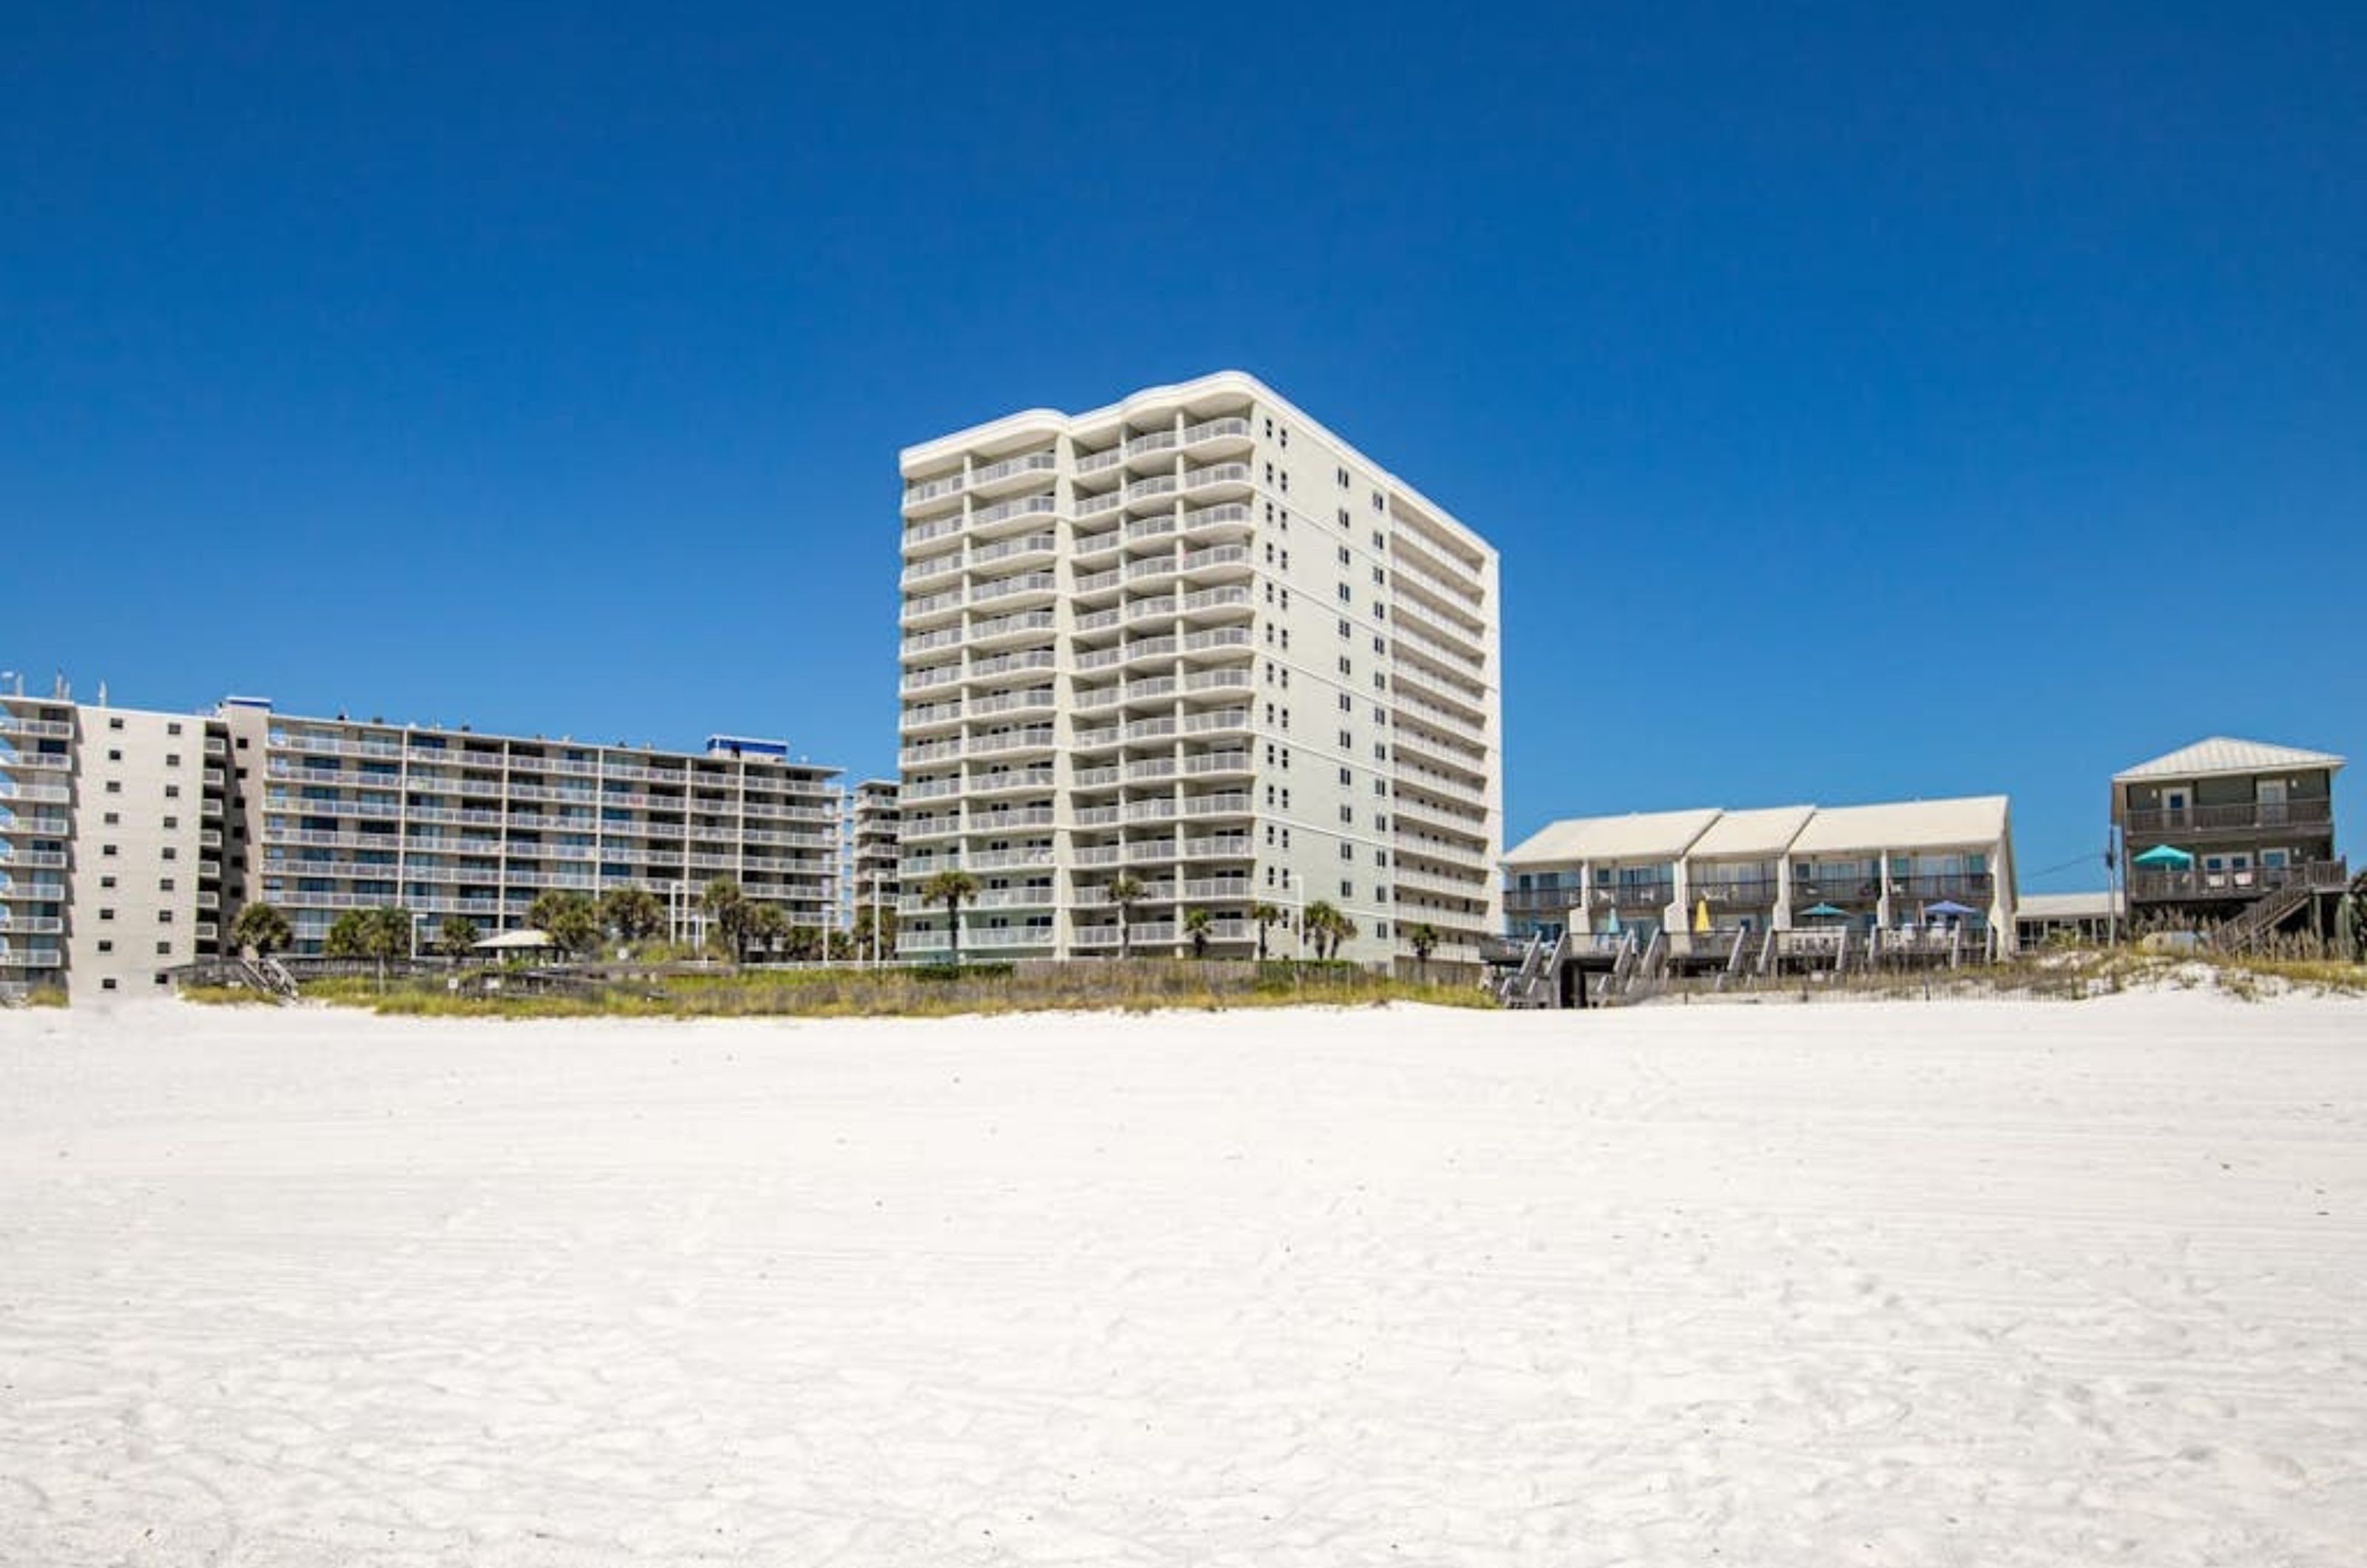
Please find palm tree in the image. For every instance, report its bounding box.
[1408,922,1439,982]
[919,870,979,966]
[1303,900,1342,962]
[701,879,749,962]
[230,900,291,959]
[1249,902,1284,962]
[528,890,600,959]
[598,887,665,946]
[1184,907,1214,959]
[743,903,791,962]
[328,905,413,989]
[1108,873,1145,959]
[437,914,480,962]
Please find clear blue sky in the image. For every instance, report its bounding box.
[7,1,2362,891]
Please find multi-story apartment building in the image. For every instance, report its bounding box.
[894,371,1502,967]
[848,778,900,929]
[220,705,840,955]
[1,685,240,998]
[1504,795,2018,954]
[2112,736,2346,932]
[1,681,843,997]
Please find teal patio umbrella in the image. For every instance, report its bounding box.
[1802,902,1848,919]
[2133,845,2195,870]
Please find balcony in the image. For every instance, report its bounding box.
[971,689,1056,719]
[1181,416,1253,451]
[899,551,966,589]
[1888,873,1996,903]
[972,531,1056,568]
[969,571,1057,606]
[970,609,1058,647]
[0,950,65,970]
[4,752,71,772]
[969,450,1057,492]
[902,470,965,511]
[2122,800,2333,838]
[1181,462,1252,496]
[970,494,1059,534]
[902,515,964,553]
[2130,858,2348,904]
[0,714,74,740]
[968,726,1057,758]
[1179,501,1253,541]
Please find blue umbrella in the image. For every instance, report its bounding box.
[1926,899,1978,919]
[1802,902,1847,919]
[2133,844,2194,869]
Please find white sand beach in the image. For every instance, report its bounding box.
[2,992,2362,1566]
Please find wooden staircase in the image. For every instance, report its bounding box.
[2209,860,2349,952]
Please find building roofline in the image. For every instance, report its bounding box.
[899,369,1493,563]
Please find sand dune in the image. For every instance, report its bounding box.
[2,993,2362,1565]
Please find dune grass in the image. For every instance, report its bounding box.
[291,963,1497,1021]
[178,984,276,1007]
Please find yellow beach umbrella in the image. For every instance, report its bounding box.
[1694,897,1712,934]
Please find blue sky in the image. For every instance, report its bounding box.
[6,1,2362,891]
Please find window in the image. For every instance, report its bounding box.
[99,908,116,922]
[1337,618,1351,638]
[162,816,178,829]
[1373,778,1388,797]
[97,939,114,954]
[164,784,180,799]
[107,748,123,762]
[1337,508,1351,527]
[158,878,175,892]
[158,910,172,925]
[102,978,119,991]
[1336,466,1350,487]
[166,722,182,737]
[1341,880,1354,896]
[109,717,124,731]
[1338,729,1353,748]
[165,753,181,767]
[1337,656,1353,675]
[1373,532,1385,551]
[1339,767,1353,785]
[1340,839,1354,856]
[156,941,172,956]
[161,847,175,861]
[1337,584,1353,604]
[102,844,118,858]
[236,737,249,750]
[1373,567,1385,585]
[105,781,121,795]
[1339,807,1354,825]
[1377,922,1390,940]
[103,811,119,825]
[99,875,116,890]
[1337,546,1351,565]
[1337,695,1352,713]
[1371,493,1385,512]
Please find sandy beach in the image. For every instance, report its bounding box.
[2,992,2362,1565]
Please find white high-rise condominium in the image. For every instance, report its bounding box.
[894,371,1502,968]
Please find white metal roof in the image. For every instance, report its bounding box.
[2016,891,2118,919]
[1502,808,1721,868]
[2113,736,2346,783]
[1686,805,1815,860]
[1789,796,2011,856]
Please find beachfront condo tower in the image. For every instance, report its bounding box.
[894,372,1502,970]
